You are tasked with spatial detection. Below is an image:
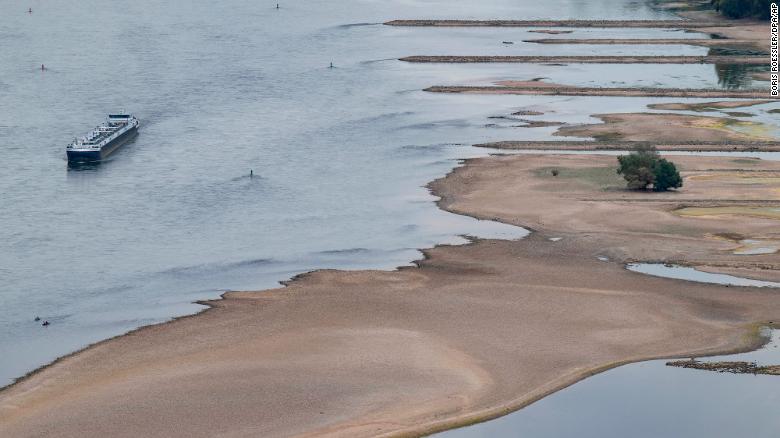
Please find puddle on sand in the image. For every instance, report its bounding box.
[431,329,780,438]
[627,263,780,288]
[736,247,779,255]
[734,239,779,255]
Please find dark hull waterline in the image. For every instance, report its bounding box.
[66,126,138,162]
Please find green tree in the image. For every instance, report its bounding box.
[616,145,659,190]
[653,158,683,192]
[616,146,683,192]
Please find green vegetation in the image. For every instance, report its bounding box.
[617,145,683,191]
[711,0,773,19]
[653,158,684,191]
[590,131,623,142]
[535,166,625,189]
[731,158,760,165]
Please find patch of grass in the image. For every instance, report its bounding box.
[718,118,748,127]
[717,118,773,140]
[731,158,760,165]
[768,109,780,114]
[535,166,625,190]
[649,223,707,237]
[591,131,623,142]
[724,111,754,118]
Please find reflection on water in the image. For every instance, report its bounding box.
[433,329,780,438]
[709,47,768,57]
[715,63,769,89]
[709,48,770,90]
[66,161,102,172]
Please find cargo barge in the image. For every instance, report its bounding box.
[66,114,139,162]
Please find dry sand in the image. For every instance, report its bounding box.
[522,38,759,48]
[424,85,775,99]
[554,112,773,142]
[436,155,780,277]
[527,29,573,34]
[2,155,779,438]
[495,79,565,88]
[646,100,774,111]
[400,55,766,64]
[475,140,780,151]
[384,19,736,28]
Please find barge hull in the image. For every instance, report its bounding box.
[66,126,137,162]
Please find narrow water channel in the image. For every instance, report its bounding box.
[627,263,780,288]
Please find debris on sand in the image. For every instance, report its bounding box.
[666,359,780,375]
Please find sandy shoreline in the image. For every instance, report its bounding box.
[385,19,738,28]
[2,154,780,437]
[425,85,776,99]
[400,55,767,64]
[522,38,760,48]
[554,112,773,142]
[523,36,770,55]
[475,140,780,151]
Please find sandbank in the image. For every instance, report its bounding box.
[424,85,776,99]
[400,55,766,64]
[2,155,779,437]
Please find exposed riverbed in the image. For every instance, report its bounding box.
[433,329,780,438]
[1,0,779,436]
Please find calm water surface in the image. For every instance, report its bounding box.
[0,0,774,411]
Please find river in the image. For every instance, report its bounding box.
[0,0,773,407]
